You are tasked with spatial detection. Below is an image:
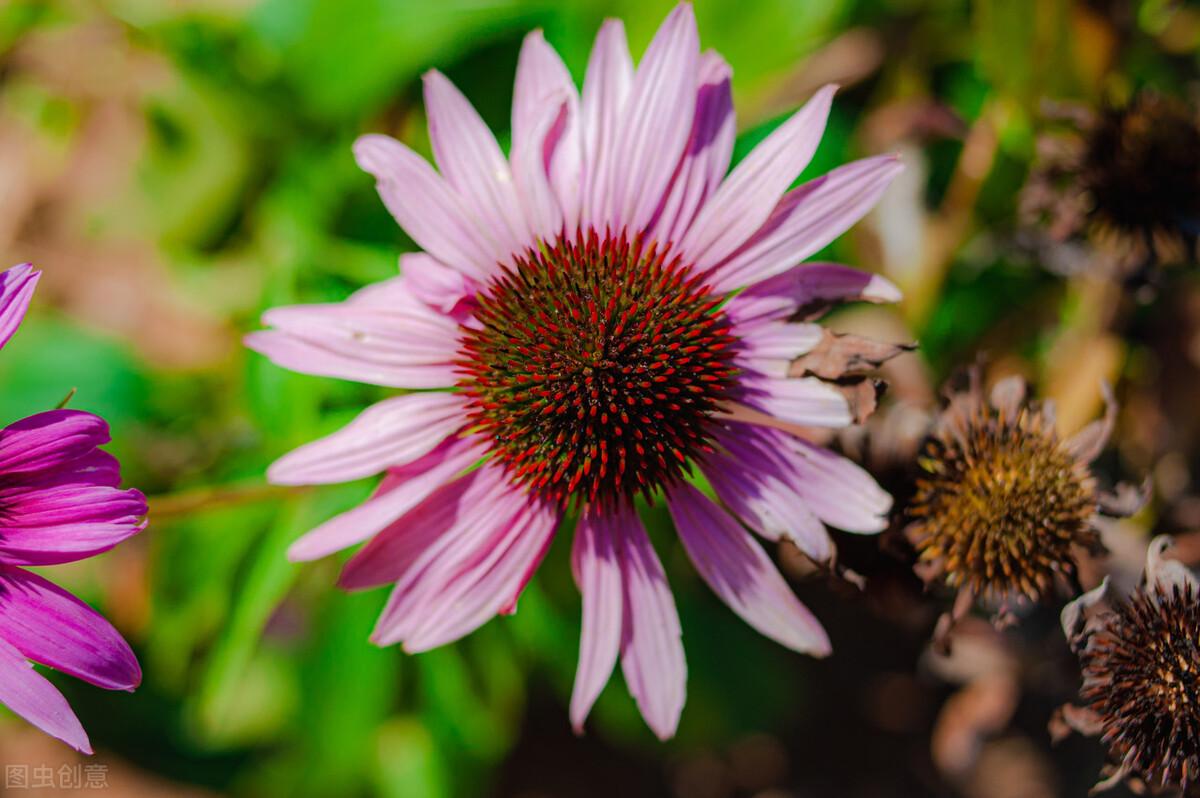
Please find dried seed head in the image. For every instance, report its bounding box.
[1022,92,1200,280]
[457,230,738,510]
[907,376,1102,605]
[1080,580,1200,793]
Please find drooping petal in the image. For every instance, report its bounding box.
[606,4,699,234]
[649,51,736,244]
[668,483,830,656]
[702,426,832,561]
[783,436,892,533]
[513,29,581,233]
[353,134,500,280]
[0,485,147,566]
[267,392,468,486]
[246,279,462,389]
[569,505,627,732]
[725,262,902,329]
[0,411,109,477]
[708,155,903,292]
[0,263,39,353]
[0,636,90,754]
[0,566,141,691]
[424,70,530,257]
[286,435,485,562]
[681,85,837,271]
[581,19,635,230]
[617,509,686,740]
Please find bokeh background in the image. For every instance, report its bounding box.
[1,0,1198,795]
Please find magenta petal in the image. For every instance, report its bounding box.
[609,3,699,233]
[0,264,40,353]
[682,84,837,271]
[668,483,830,656]
[0,636,90,754]
[286,435,486,562]
[617,507,686,741]
[710,155,903,292]
[0,566,141,691]
[734,321,823,378]
[0,485,147,566]
[267,392,467,486]
[581,20,634,230]
[568,505,626,732]
[0,411,109,476]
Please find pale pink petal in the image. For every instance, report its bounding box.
[701,426,832,561]
[581,20,634,231]
[0,264,39,353]
[399,253,478,318]
[365,464,536,646]
[0,636,90,754]
[337,466,486,591]
[424,71,530,257]
[681,84,837,271]
[286,435,485,562]
[267,392,468,485]
[668,483,830,655]
[726,261,901,329]
[511,90,570,241]
[402,497,560,652]
[353,134,499,280]
[513,30,581,232]
[648,52,736,244]
[709,155,904,292]
[735,321,823,378]
[568,505,626,732]
[782,436,892,533]
[0,566,141,691]
[608,4,699,234]
[246,279,461,389]
[740,375,852,428]
[618,510,686,740]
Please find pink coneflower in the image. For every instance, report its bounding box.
[0,263,145,753]
[249,4,902,738]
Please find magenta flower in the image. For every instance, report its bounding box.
[0,264,145,753]
[249,4,901,738]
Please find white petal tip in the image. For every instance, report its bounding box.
[864,274,902,303]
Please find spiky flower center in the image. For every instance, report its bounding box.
[1082,583,1200,791]
[909,404,1097,600]
[457,231,738,509]
[1084,95,1200,237]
